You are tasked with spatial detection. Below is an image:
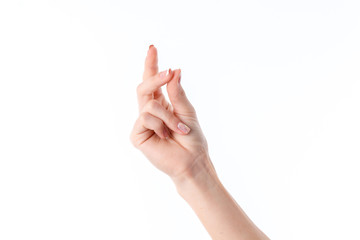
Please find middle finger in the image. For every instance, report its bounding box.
[137,68,174,112]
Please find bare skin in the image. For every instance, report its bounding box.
[130,45,270,240]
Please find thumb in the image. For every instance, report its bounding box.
[166,69,196,116]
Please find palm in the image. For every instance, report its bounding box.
[140,109,207,177]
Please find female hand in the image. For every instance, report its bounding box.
[130,45,213,180]
[130,45,269,240]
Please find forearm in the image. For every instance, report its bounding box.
[135,45,269,239]
[172,154,269,240]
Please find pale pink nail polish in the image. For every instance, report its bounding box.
[159,69,170,79]
[177,122,190,134]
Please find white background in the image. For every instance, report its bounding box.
[1,0,360,239]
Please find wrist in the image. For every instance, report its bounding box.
[171,153,221,199]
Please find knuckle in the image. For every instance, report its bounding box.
[136,83,143,94]
[174,88,186,99]
[147,99,159,111]
[149,65,158,72]
[169,115,179,127]
[189,104,196,113]
[139,112,151,122]
[179,89,186,97]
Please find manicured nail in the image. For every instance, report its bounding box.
[159,68,170,79]
[178,69,181,84]
[177,122,190,134]
[149,44,154,50]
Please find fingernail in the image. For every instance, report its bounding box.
[149,44,154,50]
[177,122,190,134]
[159,68,170,79]
[178,69,181,84]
